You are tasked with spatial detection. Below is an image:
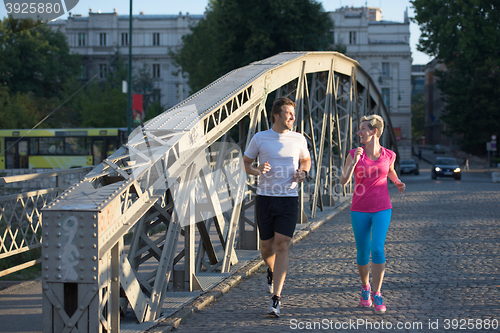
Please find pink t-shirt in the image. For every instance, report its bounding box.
[349,146,396,212]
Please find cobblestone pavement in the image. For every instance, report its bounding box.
[166,171,500,333]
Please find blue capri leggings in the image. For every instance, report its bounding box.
[350,209,392,266]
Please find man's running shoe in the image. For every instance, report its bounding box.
[265,267,273,294]
[268,295,280,317]
[360,284,372,307]
[372,292,386,313]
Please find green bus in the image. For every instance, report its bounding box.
[0,128,128,169]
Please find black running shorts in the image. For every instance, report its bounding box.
[255,195,299,240]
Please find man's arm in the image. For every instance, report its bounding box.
[294,156,311,183]
[243,155,271,176]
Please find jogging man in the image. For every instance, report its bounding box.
[243,97,311,317]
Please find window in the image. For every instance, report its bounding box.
[99,33,107,46]
[382,88,390,110]
[121,33,128,46]
[78,33,85,46]
[349,31,357,44]
[382,62,390,77]
[153,64,160,78]
[99,64,107,78]
[79,65,87,79]
[153,33,160,46]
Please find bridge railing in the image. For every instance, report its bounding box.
[0,167,93,278]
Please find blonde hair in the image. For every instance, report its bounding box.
[360,115,384,138]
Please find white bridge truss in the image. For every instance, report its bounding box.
[40,52,399,332]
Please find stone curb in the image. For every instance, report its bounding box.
[146,201,351,332]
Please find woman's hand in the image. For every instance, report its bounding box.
[395,179,406,193]
[353,147,363,164]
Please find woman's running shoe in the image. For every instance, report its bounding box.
[372,292,387,313]
[360,284,372,307]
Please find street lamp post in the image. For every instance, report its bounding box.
[127,0,133,135]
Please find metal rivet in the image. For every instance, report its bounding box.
[57,266,61,271]
[79,232,84,238]
[93,267,97,271]
[92,287,97,292]
[93,233,97,238]
[67,323,73,328]
[43,285,49,291]
[57,223,61,228]
[56,243,61,248]
[113,277,118,282]
[93,224,97,228]
[57,255,61,260]
[43,223,49,228]
[44,275,49,280]
[80,266,84,271]
[79,275,84,280]
[44,266,49,270]
[93,244,97,249]
[79,305,85,310]
[79,255,84,260]
[57,214,61,218]
[93,215,97,219]
[56,274,62,279]
[80,244,85,249]
[44,232,49,237]
[57,232,61,237]
[44,255,49,260]
[93,276,97,281]
[44,242,49,248]
[56,304,62,310]
[93,256,97,261]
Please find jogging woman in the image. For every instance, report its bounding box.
[340,115,405,313]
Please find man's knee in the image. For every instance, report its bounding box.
[274,235,291,253]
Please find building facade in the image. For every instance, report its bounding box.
[49,10,202,113]
[329,6,412,159]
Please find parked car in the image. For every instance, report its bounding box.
[433,144,447,154]
[432,157,461,180]
[400,159,419,175]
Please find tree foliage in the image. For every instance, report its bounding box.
[173,0,334,93]
[411,0,500,152]
[411,92,425,142]
[0,18,81,98]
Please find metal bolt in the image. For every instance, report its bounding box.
[113,277,118,282]
[56,304,62,310]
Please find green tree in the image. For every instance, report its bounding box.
[411,0,500,153]
[411,93,425,143]
[0,18,81,99]
[173,0,334,93]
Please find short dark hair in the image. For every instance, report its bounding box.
[271,97,296,124]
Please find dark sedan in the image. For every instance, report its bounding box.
[400,159,419,175]
[432,157,461,180]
